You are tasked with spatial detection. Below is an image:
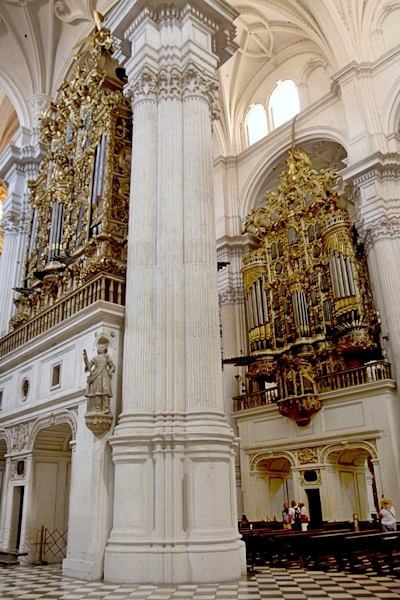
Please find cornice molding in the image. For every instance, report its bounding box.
[341,152,400,185]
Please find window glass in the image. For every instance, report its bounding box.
[246,104,268,145]
[269,80,300,129]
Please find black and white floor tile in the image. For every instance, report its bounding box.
[0,564,400,600]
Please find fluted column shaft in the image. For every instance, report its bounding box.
[360,215,400,382]
[0,220,26,336]
[0,128,45,338]
[121,96,158,418]
[105,0,244,585]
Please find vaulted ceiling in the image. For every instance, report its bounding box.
[0,0,398,151]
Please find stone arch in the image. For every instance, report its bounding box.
[0,428,12,454]
[250,450,296,473]
[381,76,400,136]
[320,440,378,465]
[0,75,30,130]
[300,59,328,87]
[28,410,77,451]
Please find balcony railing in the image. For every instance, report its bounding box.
[233,361,392,413]
[233,388,279,412]
[315,360,392,393]
[0,274,125,357]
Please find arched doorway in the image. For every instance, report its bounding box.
[0,438,8,548]
[252,456,293,521]
[28,422,72,563]
[323,445,378,522]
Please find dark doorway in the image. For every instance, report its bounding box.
[10,485,24,550]
[306,488,322,527]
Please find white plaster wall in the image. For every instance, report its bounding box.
[0,302,124,420]
[234,381,400,521]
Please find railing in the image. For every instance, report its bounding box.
[233,388,279,412]
[315,361,392,393]
[233,361,392,413]
[0,274,125,357]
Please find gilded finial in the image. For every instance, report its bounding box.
[73,10,113,59]
[291,114,298,149]
[93,10,105,31]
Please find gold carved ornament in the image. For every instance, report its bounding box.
[240,141,381,426]
[11,14,132,330]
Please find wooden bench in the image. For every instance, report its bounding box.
[273,529,354,568]
[342,531,400,574]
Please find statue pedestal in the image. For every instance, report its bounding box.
[84,411,113,437]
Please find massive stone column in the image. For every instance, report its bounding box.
[347,164,400,384]
[104,0,245,585]
[0,127,45,337]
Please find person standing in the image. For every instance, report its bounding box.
[299,502,309,531]
[282,503,291,530]
[289,500,301,531]
[379,498,397,531]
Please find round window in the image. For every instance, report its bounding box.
[304,470,318,483]
[21,378,30,400]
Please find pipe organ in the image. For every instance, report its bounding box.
[10,24,132,331]
[242,146,381,425]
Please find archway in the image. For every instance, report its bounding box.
[28,422,72,563]
[323,444,378,522]
[252,456,293,522]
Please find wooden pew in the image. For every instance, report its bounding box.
[273,529,354,568]
[342,531,400,574]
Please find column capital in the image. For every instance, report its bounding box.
[107,0,239,70]
[359,215,400,253]
[127,63,219,119]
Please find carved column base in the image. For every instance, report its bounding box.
[84,411,113,436]
[277,394,322,426]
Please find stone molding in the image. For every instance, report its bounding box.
[125,5,220,41]
[0,428,12,454]
[359,215,400,253]
[127,64,219,119]
[219,284,244,306]
[11,458,26,479]
[8,410,77,455]
[249,450,296,472]
[319,440,378,463]
[11,421,32,452]
[299,469,321,486]
[247,440,378,472]
[297,446,319,464]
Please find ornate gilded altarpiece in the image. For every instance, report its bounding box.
[11,23,132,330]
[242,146,381,425]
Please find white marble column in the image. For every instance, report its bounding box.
[105,0,245,585]
[362,218,400,380]
[0,127,45,337]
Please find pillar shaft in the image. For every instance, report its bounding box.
[105,0,244,584]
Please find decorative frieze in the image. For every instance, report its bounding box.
[219,285,244,306]
[128,64,220,120]
[11,422,32,452]
[297,446,319,464]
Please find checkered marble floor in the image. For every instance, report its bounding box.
[1,564,400,600]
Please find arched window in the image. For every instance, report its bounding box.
[246,104,268,145]
[269,80,300,129]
